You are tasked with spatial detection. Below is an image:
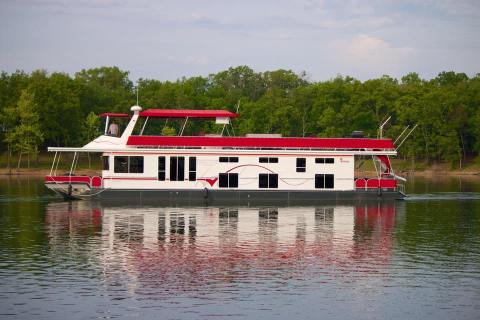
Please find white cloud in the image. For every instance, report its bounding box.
[330,34,415,76]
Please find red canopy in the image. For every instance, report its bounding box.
[139,109,239,118]
[127,136,395,150]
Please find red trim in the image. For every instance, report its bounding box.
[127,136,395,150]
[103,177,157,180]
[139,109,239,118]
[197,178,218,186]
[99,113,130,118]
[356,178,397,189]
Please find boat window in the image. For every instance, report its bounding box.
[219,173,238,188]
[114,156,128,173]
[113,156,143,173]
[102,156,109,171]
[259,173,278,188]
[259,157,278,163]
[158,157,166,181]
[219,157,239,163]
[296,158,306,172]
[129,156,144,173]
[170,157,185,181]
[189,157,196,181]
[315,174,334,189]
[315,158,335,164]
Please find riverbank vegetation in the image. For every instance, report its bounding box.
[1,66,479,170]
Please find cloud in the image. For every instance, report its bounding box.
[330,34,415,76]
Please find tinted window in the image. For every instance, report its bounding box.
[229,173,238,188]
[129,156,144,173]
[269,174,278,188]
[325,174,334,188]
[219,157,238,163]
[102,156,109,171]
[158,156,166,181]
[259,174,269,188]
[170,157,185,181]
[114,156,128,173]
[316,158,334,164]
[296,158,306,172]
[189,157,196,181]
[259,173,277,188]
[219,173,229,187]
[219,173,238,188]
[315,174,334,189]
[259,157,278,163]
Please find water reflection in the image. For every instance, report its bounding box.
[44,202,405,295]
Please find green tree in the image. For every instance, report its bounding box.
[4,89,43,168]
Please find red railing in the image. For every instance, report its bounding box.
[355,178,397,190]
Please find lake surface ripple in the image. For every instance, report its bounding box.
[1,177,480,319]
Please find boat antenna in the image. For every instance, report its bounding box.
[396,124,418,149]
[378,116,391,138]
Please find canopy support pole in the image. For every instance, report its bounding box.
[50,152,57,176]
[180,117,189,136]
[140,116,149,136]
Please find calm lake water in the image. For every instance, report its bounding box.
[1,176,480,320]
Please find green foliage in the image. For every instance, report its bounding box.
[3,89,44,167]
[0,66,479,167]
[82,111,101,144]
[161,126,176,136]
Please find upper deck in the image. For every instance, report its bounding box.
[50,106,397,155]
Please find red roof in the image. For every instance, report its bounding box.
[139,109,239,118]
[99,113,130,118]
[127,136,395,150]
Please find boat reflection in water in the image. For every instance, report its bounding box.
[45,201,403,296]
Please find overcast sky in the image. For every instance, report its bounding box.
[1,0,479,81]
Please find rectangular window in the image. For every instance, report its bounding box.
[129,156,144,173]
[102,156,109,171]
[259,173,278,188]
[114,156,144,173]
[158,156,166,181]
[189,157,196,181]
[315,158,335,164]
[315,174,334,189]
[296,158,306,172]
[259,157,278,163]
[219,173,239,188]
[114,156,128,173]
[219,157,239,163]
[170,157,185,181]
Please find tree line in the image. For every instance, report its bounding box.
[1,66,479,168]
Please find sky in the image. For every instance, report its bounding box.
[0,0,479,82]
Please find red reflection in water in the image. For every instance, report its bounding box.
[45,202,398,292]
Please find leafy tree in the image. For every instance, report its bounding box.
[4,89,43,168]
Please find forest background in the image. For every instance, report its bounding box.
[1,66,479,170]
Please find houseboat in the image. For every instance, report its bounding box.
[45,105,406,203]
